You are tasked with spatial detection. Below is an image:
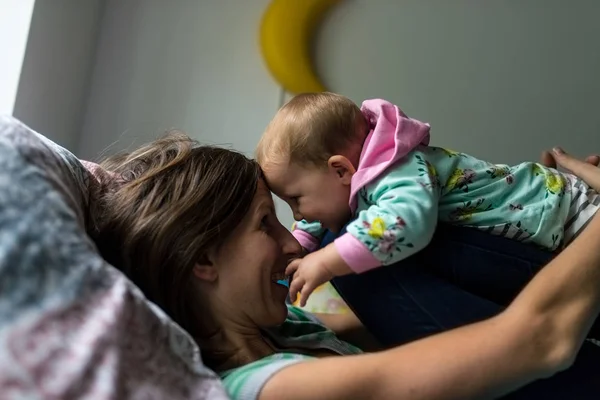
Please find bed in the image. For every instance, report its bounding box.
[0,116,229,399]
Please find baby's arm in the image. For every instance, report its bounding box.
[292,220,326,253]
[335,151,441,273]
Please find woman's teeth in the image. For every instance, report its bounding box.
[272,272,290,288]
[271,272,287,282]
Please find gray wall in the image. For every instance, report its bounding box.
[13,0,104,150]
[315,0,600,164]
[31,0,600,229]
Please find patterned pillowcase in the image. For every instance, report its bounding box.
[0,116,228,399]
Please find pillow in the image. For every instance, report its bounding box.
[0,116,228,399]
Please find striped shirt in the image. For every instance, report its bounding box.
[219,306,362,400]
[564,177,600,242]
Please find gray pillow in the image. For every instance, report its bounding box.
[0,116,228,399]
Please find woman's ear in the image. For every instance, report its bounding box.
[193,255,218,282]
[327,155,355,186]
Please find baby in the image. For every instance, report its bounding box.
[256,92,600,306]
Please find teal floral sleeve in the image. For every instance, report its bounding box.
[292,219,327,252]
[346,150,441,265]
[294,219,326,238]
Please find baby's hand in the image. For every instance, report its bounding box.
[286,245,352,307]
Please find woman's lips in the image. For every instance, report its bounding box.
[271,271,286,281]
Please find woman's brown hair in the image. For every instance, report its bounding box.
[91,131,261,338]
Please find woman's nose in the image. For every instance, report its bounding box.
[281,228,302,256]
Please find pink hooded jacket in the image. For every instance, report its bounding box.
[294,98,431,271]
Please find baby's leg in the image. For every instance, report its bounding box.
[564,177,600,244]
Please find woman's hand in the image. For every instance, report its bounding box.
[540,149,599,169]
[543,147,600,191]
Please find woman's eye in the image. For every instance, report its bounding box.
[260,216,269,230]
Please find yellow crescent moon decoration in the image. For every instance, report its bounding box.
[259,0,342,95]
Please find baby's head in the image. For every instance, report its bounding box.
[256,92,369,233]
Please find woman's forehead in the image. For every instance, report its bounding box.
[232,180,274,231]
[253,180,275,210]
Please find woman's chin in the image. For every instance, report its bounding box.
[263,286,289,326]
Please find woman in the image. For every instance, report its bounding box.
[90,133,600,399]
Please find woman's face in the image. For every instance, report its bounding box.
[203,179,302,329]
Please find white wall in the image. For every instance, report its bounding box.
[81,0,600,230]
[0,0,35,115]
[12,0,104,150]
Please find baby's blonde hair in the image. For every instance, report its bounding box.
[256,92,368,168]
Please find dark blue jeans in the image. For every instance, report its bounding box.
[323,224,600,399]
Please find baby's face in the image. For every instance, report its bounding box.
[262,161,352,233]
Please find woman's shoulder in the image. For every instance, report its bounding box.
[219,353,312,382]
[220,307,362,399]
[220,353,311,399]
[218,307,321,398]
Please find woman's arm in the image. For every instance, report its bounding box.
[260,149,600,400]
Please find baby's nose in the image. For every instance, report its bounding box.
[294,212,303,221]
